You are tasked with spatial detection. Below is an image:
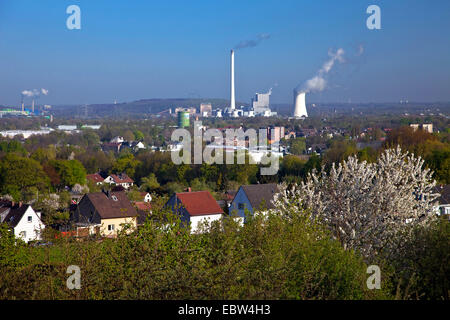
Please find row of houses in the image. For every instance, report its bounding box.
[70,184,281,237]
[2,183,450,243]
[86,172,134,190]
[101,136,146,154]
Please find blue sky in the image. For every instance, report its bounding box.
[0,0,449,105]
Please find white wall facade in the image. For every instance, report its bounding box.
[13,207,45,243]
[190,214,222,233]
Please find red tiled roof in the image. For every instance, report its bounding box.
[110,173,134,184]
[86,173,104,183]
[176,191,224,216]
[134,201,152,211]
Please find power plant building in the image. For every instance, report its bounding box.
[251,89,272,116]
[200,103,212,117]
[293,90,308,118]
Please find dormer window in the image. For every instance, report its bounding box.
[112,195,118,201]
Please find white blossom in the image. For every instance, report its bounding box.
[273,146,440,259]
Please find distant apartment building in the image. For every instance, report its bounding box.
[57,125,77,131]
[0,129,53,139]
[267,126,285,145]
[81,124,101,130]
[410,123,433,133]
[200,103,212,117]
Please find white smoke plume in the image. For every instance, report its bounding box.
[21,88,48,97]
[234,33,271,50]
[299,48,345,93]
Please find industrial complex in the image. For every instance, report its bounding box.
[173,49,308,125]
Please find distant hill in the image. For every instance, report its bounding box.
[51,98,248,118]
[16,99,450,119]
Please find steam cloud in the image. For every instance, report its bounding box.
[21,88,49,98]
[234,33,271,50]
[299,48,345,93]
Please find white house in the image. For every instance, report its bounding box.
[165,191,224,233]
[0,203,45,243]
[104,173,134,190]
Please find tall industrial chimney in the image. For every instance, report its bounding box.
[293,90,308,118]
[230,49,236,110]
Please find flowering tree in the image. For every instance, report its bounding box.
[273,146,440,260]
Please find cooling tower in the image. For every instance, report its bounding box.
[230,50,236,110]
[293,90,308,118]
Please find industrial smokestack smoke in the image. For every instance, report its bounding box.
[233,33,270,50]
[297,48,345,93]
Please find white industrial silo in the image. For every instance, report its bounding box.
[293,90,308,118]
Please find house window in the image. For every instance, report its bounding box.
[238,203,245,210]
[108,224,115,231]
[111,195,118,201]
[19,231,26,238]
[28,216,32,223]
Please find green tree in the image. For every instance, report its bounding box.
[140,173,160,192]
[281,155,305,177]
[0,140,27,156]
[48,159,87,188]
[31,146,56,164]
[112,154,140,178]
[0,154,49,200]
[133,130,145,141]
[289,137,306,155]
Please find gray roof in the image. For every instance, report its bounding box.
[2,204,30,228]
[82,191,138,219]
[433,185,450,205]
[241,183,279,210]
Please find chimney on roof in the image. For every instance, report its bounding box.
[11,201,15,207]
[19,201,22,207]
[187,187,192,192]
